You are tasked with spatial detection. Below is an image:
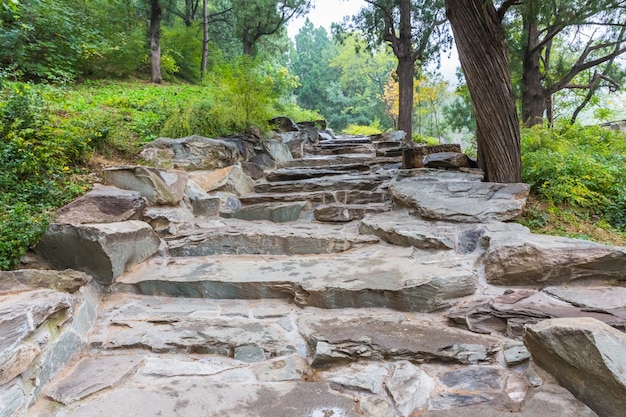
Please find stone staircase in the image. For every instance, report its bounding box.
[7,132,626,417]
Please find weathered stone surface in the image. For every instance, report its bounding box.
[359,213,529,253]
[241,161,265,180]
[0,269,90,295]
[139,136,239,170]
[370,130,405,142]
[142,203,195,234]
[254,174,388,194]
[265,165,370,182]
[116,251,477,312]
[396,168,483,182]
[46,355,142,405]
[447,289,626,338]
[423,384,598,416]
[104,166,188,205]
[188,166,254,196]
[185,180,220,216]
[35,221,161,285]
[391,178,530,222]
[482,232,626,286]
[335,190,389,204]
[214,191,243,212]
[269,116,299,132]
[55,185,146,224]
[300,313,501,367]
[239,191,335,206]
[0,381,24,417]
[0,344,41,384]
[385,361,435,415]
[262,139,293,164]
[524,317,626,417]
[423,152,472,169]
[165,222,377,256]
[544,286,626,310]
[314,204,390,223]
[220,202,309,223]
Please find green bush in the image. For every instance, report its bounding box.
[0,82,89,269]
[521,122,626,230]
[342,121,383,136]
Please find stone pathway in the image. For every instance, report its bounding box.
[5,130,626,417]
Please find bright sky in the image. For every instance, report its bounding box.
[287,0,460,84]
[287,0,366,39]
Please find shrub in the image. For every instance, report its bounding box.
[521,122,626,230]
[342,121,383,136]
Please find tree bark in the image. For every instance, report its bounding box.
[200,0,208,78]
[396,0,414,143]
[520,7,546,126]
[149,0,163,84]
[446,0,522,183]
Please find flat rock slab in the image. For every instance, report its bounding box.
[54,185,146,224]
[0,269,90,295]
[115,251,477,312]
[104,166,188,205]
[35,221,161,285]
[279,155,399,168]
[30,380,365,417]
[298,312,502,367]
[314,203,391,223]
[524,318,626,417]
[220,202,309,223]
[189,165,254,196]
[239,191,335,206]
[265,165,371,182]
[139,135,240,170]
[544,286,626,310]
[254,174,389,194]
[448,289,626,339]
[391,177,529,222]
[359,213,529,253]
[165,222,379,256]
[482,232,626,286]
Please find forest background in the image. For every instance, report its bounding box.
[2,0,626,269]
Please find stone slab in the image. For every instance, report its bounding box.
[265,165,371,182]
[139,135,240,170]
[54,185,146,224]
[104,166,188,205]
[254,174,389,193]
[0,269,90,295]
[238,191,335,206]
[220,202,309,223]
[115,251,477,312]
[314,204,391,222]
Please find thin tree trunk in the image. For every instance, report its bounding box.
[446,0,522,183]
[149,0,163,84]
[396,0,414,143]
[521,8,546,126]
[200,0,208,79]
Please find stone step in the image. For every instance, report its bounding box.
[27,295,598,417]
[314,203,392,222]
[254,173,391,194]
[164,221,379,256]
[279,154,401,168]
[238,190,390,208]
[265,165,371,182]
[304,144,375,155]
[220,201,310,223]
[114,249,477,312]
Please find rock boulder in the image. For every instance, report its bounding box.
[139,136,239,170]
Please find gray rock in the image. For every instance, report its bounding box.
[234,345,267,363]
[269,116,299,132]
[0,269,90,295]
[335,190,389,204]
[300,314,501,367]
[166,222,376,256]
[423,152,472,168]
[265,166,370,182]
[139,135,240,170]
[504,343,531,366]
[104,166,188,205]
[254,174,388,194]
[188,166,254,196]
[54,185,146,224]
[214,192,243,212]
[396,167,484,182]
[543,286,626,310]
[35,221,161,285]
[482,232,626,286]
[262,139,293,164]
[314,204,390,223]
[46,355,142,405]
[0,381,24,417]
[185,180,220,217]
[524,317,626,417]
[142,203,195,235]
[316,362,390,395]
[220,202,309,223]
[385,361,434,416]
[370,130,406,142]
[252,355,308,382]
[239,191,335,206]
[391,178,530,222]
[241,161,265,180]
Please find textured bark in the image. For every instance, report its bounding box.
[396,0,414,143]
[200,0,208,78]
[521,12,546,127]
[445,0,522,183]
[149,0,163,84]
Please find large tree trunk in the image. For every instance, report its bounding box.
[200,0,208,78]
[445,0,522,183]
[396,0,414,143]
[149,0,163,84]
[521,9,546,126]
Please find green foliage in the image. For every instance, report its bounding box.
[412,134,440,146]
[342,121,383,136]
[521,123,626,230]
[0,81,90,269]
